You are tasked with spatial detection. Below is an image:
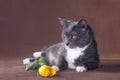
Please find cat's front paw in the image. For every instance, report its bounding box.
[52,65,59,71]
[76,66,87,72]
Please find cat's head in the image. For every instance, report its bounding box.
[59,18,94,48]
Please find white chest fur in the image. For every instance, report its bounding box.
[65,46,87,69]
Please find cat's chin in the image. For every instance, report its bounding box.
[69,46,77,49]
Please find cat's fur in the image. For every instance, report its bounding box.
[23,18,99,72]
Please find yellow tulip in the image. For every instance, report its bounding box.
[38,65,56,77]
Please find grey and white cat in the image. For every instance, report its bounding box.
[23,18,99,72]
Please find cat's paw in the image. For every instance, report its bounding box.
[23,58,31,65]
[33,51,42,58]
[76,66,87,72]
[52,65,59,71]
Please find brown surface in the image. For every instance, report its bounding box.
[0,0,120,59]
[0,0,120,80]
[0,59,120,80]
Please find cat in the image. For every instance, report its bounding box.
[23,18,99,72]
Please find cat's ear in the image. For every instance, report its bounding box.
[78,19,88,31]
[58,18,73,28]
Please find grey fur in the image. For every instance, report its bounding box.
[41,43,68,70]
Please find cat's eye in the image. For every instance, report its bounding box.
[72,35,77,40]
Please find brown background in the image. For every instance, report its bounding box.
[0,0,120,60]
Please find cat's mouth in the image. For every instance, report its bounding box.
[65,43,77,49]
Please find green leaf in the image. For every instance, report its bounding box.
[25,61,39,71]
[37,57,46,66]
[25,57,46,71]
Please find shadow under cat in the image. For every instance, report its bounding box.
[93,59,120,73]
